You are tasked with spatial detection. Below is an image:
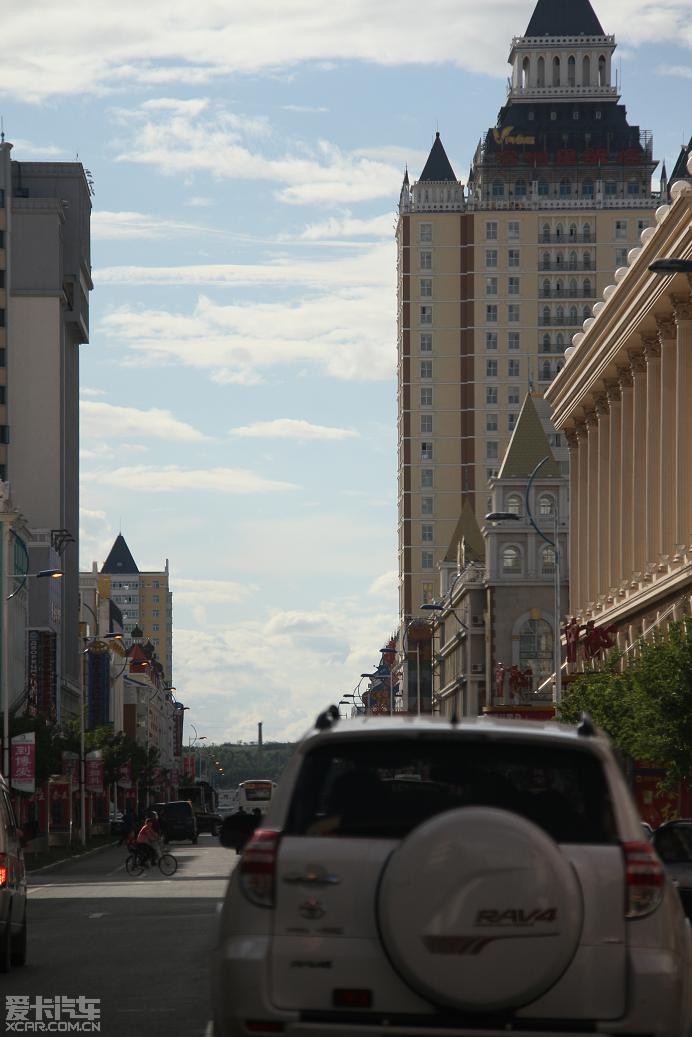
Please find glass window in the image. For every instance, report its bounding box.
[560,179,572,198]
[615,248,628,267]
[420,305,433,324]
[421,360,432,378]
[487,441,498,460]
[487,413,498,432]
[420,223,432,242]
[508,413,517,431]
[421,496,434,515]
[508,358,520,377]
[421,414,433,434]
[420,278,433,297]
[422,551,434,569]
[508,386,520,404]
[486,249,498,267]
[486,332,498,351]
[421,441,433,460]
[421,582,434,605]
[420,387,433,406]
[486,387,498,405]
[538,180,549,197]
[515,180,527,197]
[422,524,434,543]
[486,304,498,322]
[486,222,498,240]
[541,546,556,575]
[605,181,617,196]
[507,494,522,514]
[508,304,520,322]
[486,359,498,378]
[508,277,520,295]
[508,332,520,351]
[508,221,520,240]
[492,180,505,197]
[508,249,520,267]
[502,546,521,572]
[582,179,594,197]
[420,251,432,269]
[420,333,432,352]
[486,277,498,296]
[421,469,433,488]
[539,494,555,516]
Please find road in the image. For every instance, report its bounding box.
[3,834,236,1036]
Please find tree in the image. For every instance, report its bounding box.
[558,619,692,786]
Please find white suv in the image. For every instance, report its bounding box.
[211,710,692,1036]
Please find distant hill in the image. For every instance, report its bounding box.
[212,742,296,787]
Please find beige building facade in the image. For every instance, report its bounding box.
[545,174,692,641]
[396,0,659,630]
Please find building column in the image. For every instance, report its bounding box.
[657,315,677,561]
[595,392,610,605]
[607,381,622,593]
[576,420,589,612]
[619,365,634,585]
[630,350,648,578]
[642,335,661,571]
[565,428,580,614]
[674,298,692,551]
[586,408,599,608]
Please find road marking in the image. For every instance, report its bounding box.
[88,912,107,918]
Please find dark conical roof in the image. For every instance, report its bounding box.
[101,534,139,574]
[419,132,458,182]
[525,0,605,36]
[498,394,560,480]
[670,140,692,182]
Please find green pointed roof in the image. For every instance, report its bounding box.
[444,499,485,564]
[498,394,560,479]
[670,140,692,182]
[419,132,458,182]
[525,0,605,36]
[101,534,139,574]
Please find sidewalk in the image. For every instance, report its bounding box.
[24,834,117,873]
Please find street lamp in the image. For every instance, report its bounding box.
[648,259,692,274]
[2,568,63,779]
[485,455,563,704]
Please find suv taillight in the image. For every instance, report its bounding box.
[623,840,665,918]
[239,829,281,908]
[0,852,7,887]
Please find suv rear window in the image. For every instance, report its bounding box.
[157,802,192,819]
[286,736,616,845]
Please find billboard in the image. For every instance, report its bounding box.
[87,647,111,729]
[11,732,36,793]
[27,629,57,722]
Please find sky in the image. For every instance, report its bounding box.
[1,0,692,745]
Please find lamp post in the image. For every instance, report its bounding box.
[485,455,562,704]
[2,567,63,779]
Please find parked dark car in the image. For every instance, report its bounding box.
[196,810,223,835]
[153,801,198,844]
[652,819,692,917]
[0,773,27,971]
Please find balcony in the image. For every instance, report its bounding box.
[539,287,595,299]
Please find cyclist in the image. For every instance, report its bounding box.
[135,813,159,868]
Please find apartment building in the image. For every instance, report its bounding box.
[397,0,659,626]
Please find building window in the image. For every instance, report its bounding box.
[486,387,498,404]
[583,252,592,269]
[420,305,433,324]
[486,221,498,240]
[420,360,432,378]
[421,582,434,605]
[421,496,434,515]
[486,359,498,378]
[421,469,433,487]
[615,248,628,267]
[508,221,520,240]
[508,249,520,267]
[422,551,434,570]
[508,358,520,377]
[508,277,520,296]
[502,546,521,573]
[420,278,432,297]
[152,624,160,632]
[492,180,505,197]
[508,332,520,351]
[514,179,527,198]
[605,181,617,196]
[422,524,434,543]
[421,441,433,460]
[539,494,555,516]
[486,277,498,296]
[559,179,572,198]
[637,219,650,234]
[541,546,556,575]
[420,223,432,242]
[583,223,592,242]
[420,333,432,352]
[420,250,432,269]
[538,180,549,197]
[486,304,498,322]
[486,331,498,350]
[487,413,498,432]
[420,387,432,406]
[507,493,522,514]
[487,441,498,460]
[508,304,520,322]
[508,386,520,404]
[508,412,517,431]
[582,179,594,197]
[486,249,498,267]
[421,414,433,434]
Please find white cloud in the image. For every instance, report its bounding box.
[281,104,329,113]
[369,570,398,597]
[230,419,359,441]
[1,2,689,103]
[87,464,298,494]
[81,400,209,442]
[297,212,394,241]
[658,64,692,79]
[92,210,215,240]
[80,387,106,398]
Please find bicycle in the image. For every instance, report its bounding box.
[125,845,177,877]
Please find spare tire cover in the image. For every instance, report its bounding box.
[377,806,583,1012]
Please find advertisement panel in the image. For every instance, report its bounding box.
[11,732,36,793]
[117,760,133,789]
[27,629,57,721]
[61,751,79,786]
[182,754,196,780]
[87,647,111,730]
[85,751,104,794]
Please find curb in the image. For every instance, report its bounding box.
[26,840,119,875]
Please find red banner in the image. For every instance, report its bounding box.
[183,754,196,780]
[11,733,36,793]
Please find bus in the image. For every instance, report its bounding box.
[237,779,276,815]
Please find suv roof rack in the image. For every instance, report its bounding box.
[576,712,596,738]
[315,705,340,731]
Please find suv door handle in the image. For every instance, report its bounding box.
[282,871,342,886]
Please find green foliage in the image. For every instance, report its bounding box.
[558,619,692,786]
[211,742,296,787]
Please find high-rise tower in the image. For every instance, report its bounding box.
[397,0,658,628]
